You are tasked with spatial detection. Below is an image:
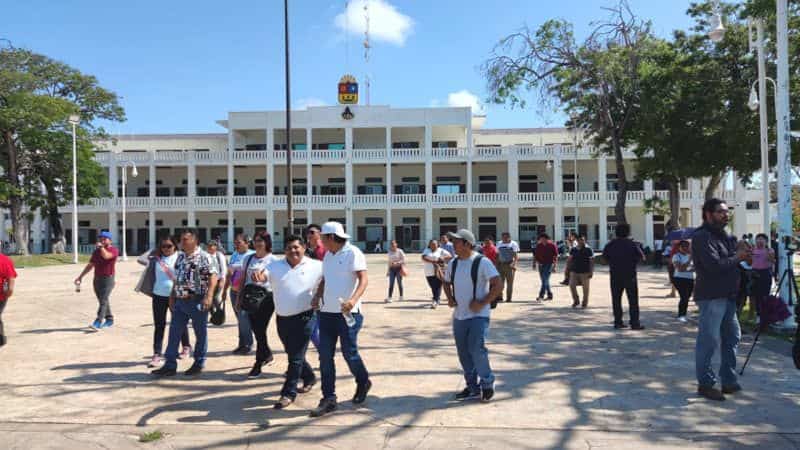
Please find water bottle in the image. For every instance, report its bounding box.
[338,297,356,328]
[74,280,81,293]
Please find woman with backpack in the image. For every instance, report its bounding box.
[236,231,279,378]
[136,235,192,368]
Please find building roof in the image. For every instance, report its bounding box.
[474,127,569,135]
[108,133,227,141]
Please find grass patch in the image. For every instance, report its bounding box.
[139,430,165,443]
[9,253,90,268]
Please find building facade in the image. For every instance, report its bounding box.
[47,105,766,254]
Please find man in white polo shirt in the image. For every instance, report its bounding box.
[268,235,323,410]
[443,229,502,403]
[309,221,371,417]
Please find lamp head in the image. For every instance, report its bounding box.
[709,13,725,43]
[748,86,760,112]
[130,163,138,178]
[545,160,553,171]
[68,114,80,125]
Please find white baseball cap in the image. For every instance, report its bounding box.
[321,221,350,240]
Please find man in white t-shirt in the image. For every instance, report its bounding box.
[266,235,323,410]
[443,229,502,403]
[496,232,520,302]
[309,222,371,417]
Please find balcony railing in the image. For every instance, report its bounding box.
[154,151,187,162]
[391,194,426,205]
[352,194,387,206]
[193,151,226,162]
[471,193,509,204]
[152,197,188,209]
[312,195,347,207]
[352,149,387,161]
[195,196,227,209]
[431,147,468,161]
[390,148,423,160]
[231,151,268,162]
[518,192,556,203]
[432,193,468,205]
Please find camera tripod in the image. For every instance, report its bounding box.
[742,245,800,374]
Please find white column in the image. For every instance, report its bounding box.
[345,127,354,233]
[733,171,748,238]
[644,179,654,247]
[187,163,196,229]
[149,165,156,198]
[266,128,274,233]
[109,160,119,199]
[508,155,519,239]
[227,164,234,248]
[31,211,43,254]
[306,128,313,220]
[467,160,473,231]
[148,211,156,249]
[554,151,563,241]
[598,156,608,247]
[108,211,117,237]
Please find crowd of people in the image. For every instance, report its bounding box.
[0,196,782,416]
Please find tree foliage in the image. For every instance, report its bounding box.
[483,0,656,225]
[0,46,124,254]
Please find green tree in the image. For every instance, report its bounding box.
[482,1,656,225]
[0,46,123,255]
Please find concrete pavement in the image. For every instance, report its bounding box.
[1,254,798,449]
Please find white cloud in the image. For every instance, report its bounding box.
[296,98,328,109]
[446,90,486,115]
[334,0,414,46]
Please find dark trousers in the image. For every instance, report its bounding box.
[151,295,190,355]
[93,275,115,321]
[388,267,404,297]
[610,273,640,326]
[674,277,695,317]
[426,276,442,302]
[0,300,6,337]
[247,293,275,362]
[318,311,370,400]
[276,310,317,399]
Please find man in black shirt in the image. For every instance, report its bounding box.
[602,223,645,330]
[567,236,594,308]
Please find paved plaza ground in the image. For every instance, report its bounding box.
[1,254,799,449]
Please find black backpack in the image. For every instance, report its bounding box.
[450,255,498,309]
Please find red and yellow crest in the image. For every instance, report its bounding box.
[338,74,359,104]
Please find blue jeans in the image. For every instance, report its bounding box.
[538,263,553,299]
[388,267,404,298]
[453,317,495,392]
[695,298,741,387]
[164,296,209,370]
[318,312,370,399]
[230,290,253,349]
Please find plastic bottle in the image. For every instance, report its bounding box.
[338,297,356,327]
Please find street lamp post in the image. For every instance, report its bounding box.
[68,114,80,263]
[746,18,774,237]
[120,161,138,261]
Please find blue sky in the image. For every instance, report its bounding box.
[5,0,699,134]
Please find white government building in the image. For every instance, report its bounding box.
[47,105,767,254]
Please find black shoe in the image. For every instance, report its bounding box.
[698,385,725,401]
[505,299,512,303]
[614,323,628,329]
[233,346,251,355]
[352,380,372,405]
[248,361,263,378]
[481,387,495,403]
[263,354,274,366]
[309,397,338,417]
[274,396,294,409]
[560,280,569,286]
[298,378,317,394]
[0,335,6,347]
[184,363,203,376]
[151,366,177,377]
[722,383,742,395]
[545,295,553,301]
[630,324,645,330]
[454,388,481,401]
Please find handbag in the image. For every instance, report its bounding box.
[399,264,409,278]
[435,263,445,281]
[240,283,269,313]
[210,295,226,326]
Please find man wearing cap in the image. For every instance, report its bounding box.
[443,229,502,403]
[75,231,120,330]
[309,221,371,417]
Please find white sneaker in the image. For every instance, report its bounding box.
[677,316,688,323]
[385,297,392,303]
[431,300,438,309]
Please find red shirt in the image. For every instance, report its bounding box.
[91,245,119,277]
[483,244,498,264]
[534,241,559,265]
[0,254,17,302]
